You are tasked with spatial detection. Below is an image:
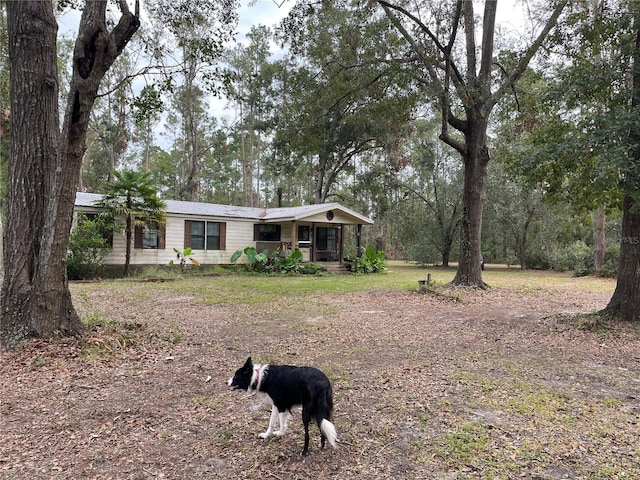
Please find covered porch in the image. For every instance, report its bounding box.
[254,204,374,265]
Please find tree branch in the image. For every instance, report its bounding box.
[438,131,467,156]
[110,0,141,57]
[377,1,469,141]
[493,0,568,103]
[377,0,465,86]
[479,0,497,81]
[462,0,477,84]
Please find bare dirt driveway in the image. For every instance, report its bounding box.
[1,267,639,479]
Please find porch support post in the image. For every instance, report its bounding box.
[339,223,344,263]
[357,224,362,257]
[291,220,297,255]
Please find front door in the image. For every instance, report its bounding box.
[315,227,339,261]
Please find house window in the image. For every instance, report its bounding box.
[191,221,206,250]
[185,220,226,250]
[317,227,338,251]
[142,224,159,249]
[207,222,221,250]
[298,225,310,242]
[254,224,281,242]
[134,221,165,250]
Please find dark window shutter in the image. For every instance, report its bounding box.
[134,225,143,249]
[275,224,281,241]
[158,222,166,249]
[219,222,226,250]
[184,220,191,248]
[253,224,259,241]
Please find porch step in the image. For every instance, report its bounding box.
[322,262,351,274]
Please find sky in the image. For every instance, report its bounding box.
[210,0,294,123]
[57,0,294,42]
[57,0,527,147]
[237,0,293,43]
[57,0,295,143]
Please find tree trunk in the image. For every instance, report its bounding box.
[315,150,329,204]
[593,206,606,271]
[441,223,455,268]
[0,1,80,346]
[518,237,527,270]
[124,194,133,277]
[602,195,640,321]
[451,114,489,288]
[442,249,450,268]
[603,8,640,321]
[1,0,140,348]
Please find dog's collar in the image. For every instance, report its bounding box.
[251,367,261,390]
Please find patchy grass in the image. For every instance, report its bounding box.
[3,267,637,479]
[71,262,616,305]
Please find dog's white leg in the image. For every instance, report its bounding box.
[274,410,291,437]
[259,405,278,439]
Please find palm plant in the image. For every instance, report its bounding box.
[95,170,166,276]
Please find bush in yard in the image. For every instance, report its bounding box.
[300,262,327,275]
[230,247,269,272]
[168,247,201,273]
[408,242,440,266]
[267,249,304,274]
[596,243,619,278]
[67,216,111,280]
[525,248,552,270]
[550,240,593,276]
[349,247,386,273]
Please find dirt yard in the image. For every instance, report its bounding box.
[1,270,639,479]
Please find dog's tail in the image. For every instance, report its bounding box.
[318,380,336,448]
[320,419,337,448]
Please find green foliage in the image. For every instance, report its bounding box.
[132,84,164,127]
[524,249,552,271]
[408,242,441,266]
[276,2,418,202]
[596,243,619,278]
[168,247,201,273]
[230,246,269,271]
[146,0,239,73]
[299,262,327,275]
[497,6,637,209]
[349,247,386,274]
[266,249,304,275]
[230,247,328,275]
[67,216,111,280]
[549,241,593,276]
[97,170,165,223]
[94,169,165,276]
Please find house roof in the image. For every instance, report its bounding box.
[75,192,374,225]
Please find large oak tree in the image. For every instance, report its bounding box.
[602,4,640,321]
[278,1,418,204]
[1,0,140,347]
[377,0,568,287]
[497,0,640,321]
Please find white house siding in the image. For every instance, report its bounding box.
[74,192,373,268]
[102,215,258,266]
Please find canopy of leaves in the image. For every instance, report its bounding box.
[95,170,166,225]
[500,2,639,211]
[275,1,419,202]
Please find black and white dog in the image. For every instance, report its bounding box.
[226,356,337,455]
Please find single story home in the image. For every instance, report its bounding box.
[74,192,374,270]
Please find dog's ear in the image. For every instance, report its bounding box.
[243,356,252,369]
